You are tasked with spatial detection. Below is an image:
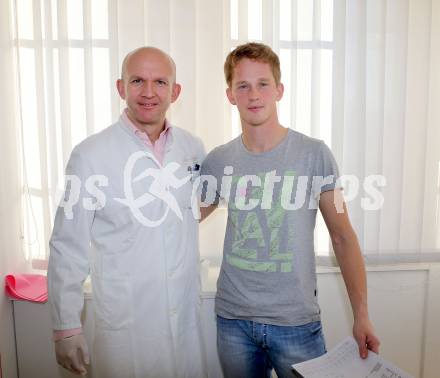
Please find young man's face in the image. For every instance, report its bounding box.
[226,58,283,128]
[117,49,181,130]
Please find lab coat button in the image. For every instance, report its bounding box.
[170,308,177,316]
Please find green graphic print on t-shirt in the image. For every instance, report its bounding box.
[226,171,295,273]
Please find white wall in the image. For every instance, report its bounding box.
[200,265,440,378]
[12,264,440,378]
[318,266,440,378]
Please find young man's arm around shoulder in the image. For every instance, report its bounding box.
[319,189,380,359]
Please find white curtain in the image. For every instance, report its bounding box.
[121,0,229,148]
[0,0,27,376]
[117,0,230,265]
[334,0,440,259]
[0,0,25,270]
[222,0,440,261]
[9,0,229,264]
[6,0,440,266]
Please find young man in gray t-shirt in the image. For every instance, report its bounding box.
[200,43,380,378]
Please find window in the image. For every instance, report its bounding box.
[222,0,440,262]
[9,0,440,266]
[14,0,118,264]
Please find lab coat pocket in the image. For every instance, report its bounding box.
[95,200,138,253]
[98,277,133,330]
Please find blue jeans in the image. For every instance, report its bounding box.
[216,315,326,378]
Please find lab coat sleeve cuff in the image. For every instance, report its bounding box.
[53,327,83,341]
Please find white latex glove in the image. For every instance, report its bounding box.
[55,334,90,375]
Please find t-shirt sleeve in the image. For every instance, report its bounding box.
[312,141,342,198]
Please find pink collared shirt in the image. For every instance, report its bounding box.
[53,111,172,341]
[121,109,171,165]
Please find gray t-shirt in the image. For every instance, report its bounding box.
[201,129,341,326]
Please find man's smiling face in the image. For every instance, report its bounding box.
[117,48,181,130]
[226,58,283,128]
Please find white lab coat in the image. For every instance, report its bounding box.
[48,120,207,377]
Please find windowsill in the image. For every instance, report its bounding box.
[317,252,440,267]
[200,256,440,298]
[12,258,440,303]
[29,254,440,301]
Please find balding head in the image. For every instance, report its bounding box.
[120,47,177,83]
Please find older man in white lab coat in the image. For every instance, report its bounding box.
[48,47,206,377]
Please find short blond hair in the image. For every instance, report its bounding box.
[224,42,281,87]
